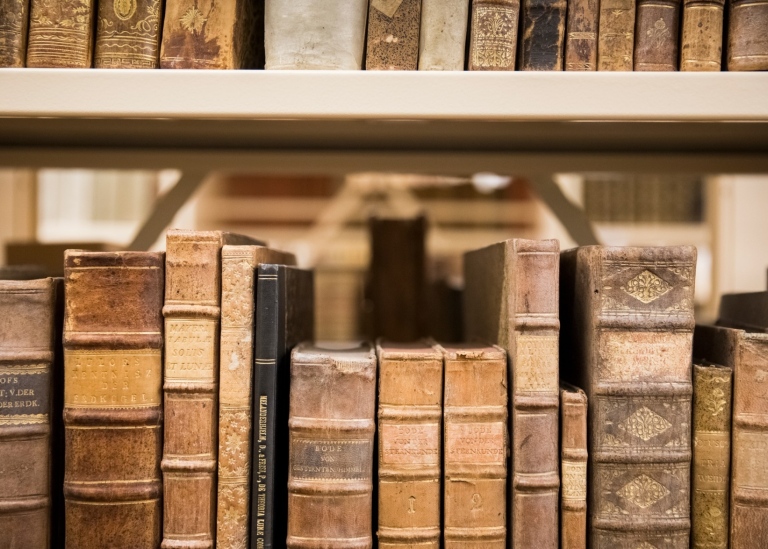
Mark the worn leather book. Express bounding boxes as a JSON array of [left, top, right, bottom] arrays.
[[162, 230, 262, 549], [463, 239, 560, 549], [634, 0, 681, 70], [0, 0, 29, 66], [94, 0, 162, 68], [441, 343, 507, 549], [0, 265, 48, 280], [468, 0, 521, 70], [728, 0, 768, 70], [597, 0, 636, 70], [691, 362, 732, 549], [418, 0, 469, 70], [377, 341, 442, 549], [264, 0, 368, 69], [519, 0, 567, 70], [252, 264, 314, 549], [680, 0, 725, 70], [564, 0, 598, 69], [560, 246, 696, 549], [366, 0, 422, 70], [63, 251, 164, 548], [287, 343, 376, 549], [560, 383, 588, 549], [26, 0, 95, 67], [718, 290, 768, 331], [216, 246, 295, 549]]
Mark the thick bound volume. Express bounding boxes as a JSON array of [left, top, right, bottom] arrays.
[[162, 230, 262, 549], [0, 279, 62, 548], [564, 0, 598, 69], [251, 264, 314, 549], [464, 239, 560, 549], [287, 343, 377, 549], [0, 0, 29, 66], [520, 0, 567, 70], [418, 0, 469, 70], [469, 0, 521, 70], [63, 251, 164, 548], [95, 0, 162, 68], [727, 0, 768, 70], [367, 0, 422, 70], [680, 0, 725, 71], [691, 362, 732, 549], [441, 344, 507, 549], [634, 0, 681, 70], [597, 0, 636, 70], [26, 0, 95, 67], [216, 247, 295, 549], [560, 383, 588, 549], [560, 246, 696, 549], [718, 290, 768, 331], [377, 341, 443, 549]]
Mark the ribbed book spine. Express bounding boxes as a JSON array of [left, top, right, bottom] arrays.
[[634, 0, 681, 71], [680, 0, 724, 71], [468, 0, 521, 70], [0, 0, 30, 66], [564, 0, 598, 69], [26, 0, 96, 67], [560, 384, 588, 549], [95, 0, 162, 68], [597, 0, 636, 70], [727, 0, 768, 70], [520, 0, 567, 70]]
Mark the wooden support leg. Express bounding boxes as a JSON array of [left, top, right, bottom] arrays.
[[529, 174, 600, 246]]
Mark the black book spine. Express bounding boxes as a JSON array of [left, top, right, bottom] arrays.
[[520, 0, 567, 69]]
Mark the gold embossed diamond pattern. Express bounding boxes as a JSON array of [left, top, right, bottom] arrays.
[[618, 474, 670, 509], [618, 406, 672, 441], [622, 270, 672, 303]]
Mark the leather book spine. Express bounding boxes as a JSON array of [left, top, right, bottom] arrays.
[[94, 0, 162, 68], [376, 342, 443, 549], [366, 0, 422, 70], [560, 384, 588, 549], [634, 0, 681, 70], [564, 0, 598, 69], [0, 0, 29, 66], [691, 363, 732, 549], [287, 343, 376, 549], [727, 0, 768, 70], [418, 0, 469, 70], [0, 279, 60, 548], [680, 0, 725, 71], [597, 0, 636, 70], [26, 0, 96, 67], [63, 251, 164, 549], [468, 0, 521, 70], [520, 0, 567, 70]]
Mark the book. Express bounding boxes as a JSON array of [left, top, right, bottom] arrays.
[[287, 343, 377, 549], [718, 290, 768, 331], [727, 0, 768, 70], [564, 0, 599, 70], [441, 343, 507, 549], [680, 0, 725, 71], [162, 230, 262, 549], [216, 246, 295, 549], [26, 0, 96, 67], [264, 0, 368, 69], [560, 246, 696, 549], [366, 0, 422, 70], [251, 264, 314, 549], [468, 0, 521, 70], [597, 0, 636, 70], [63, 251, 164, 548], [0, 278, 62, 548], [463, 238, 560, 549], [0, 265, 47, 280], [377, 341, 443, 549], [0, 0, 29, 67], [418, 0, 469, 70], [94, 0, 162, 68], [634, 0, 681, 71], [691, 362, 733, 549], [560, 383, 588, 549], [519, 0, 567, 70]]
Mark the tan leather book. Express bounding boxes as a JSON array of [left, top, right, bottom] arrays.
[[597, 0, 636, 70], [691, 362, 732, 549], [418, 0, 469, 70], [63, 251, 164, 548], [680, 0, 725, 71], [727, 0, 768, 70], [376, 341, 442, 549], [564, 0, 599, 69], [94, 0, 163, 68], [216, 246, 295, 549], [366, 0, 422, 70], [0, 0, 29, 66], [287, 342, 376, 549], [26, 0, 96, 67], [560, 383, 587, 549], [463, 239, 560, 549], [441, 343, 507, 549], [162, 230, 262, 549], [634, 0, 681, 70], [468, 0, 521, 70], [560, 246, 696, 549]]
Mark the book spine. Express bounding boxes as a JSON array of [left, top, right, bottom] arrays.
[[520, 0, 567, 70], [418, 0, 469, 70], [63, 251, 164, 549], [564, 0, 598, 69], [727, 0, 768, 71], [692, 364, 732, 549], [468, 0, 521, 70], [159, 0, 235, 68], [597, 0, 636, 70], [680, 0, 724, 71], [0, 0, 29, 66], [366, 0, 422, 70], [95, 0, 162, 68], [560, 387, 587, 549], [634, 0, 681, 71], [26, 0, 95, 67]]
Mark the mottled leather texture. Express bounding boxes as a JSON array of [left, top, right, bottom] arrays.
[[560, 384, 588, 549], [634, 0, 681, 70], [597, 0, 636, 70], [681, 0, 724, 71], [367, 0, 422, 70], [727, 0, 768, 70], [564, 0, 598, 69], [0, 0, 29, 66], [520, 0, 567, 70]]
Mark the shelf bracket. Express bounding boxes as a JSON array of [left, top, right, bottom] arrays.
[[528, 174, 600, 246]]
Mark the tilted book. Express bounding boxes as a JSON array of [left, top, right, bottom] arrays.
[[727, 0, 768, 70], [519, 0, 567, 70], [634, 0, 681, 71], [680, 0, 724, 71], [468, 0, 521, 70], [597, 0, 636, 70], [564, 0, 598, 70], [26, 0, 96, 67], [95, 0, 162, 68], [0, 0, 29, 66], [366, 0, 422, 70], [560, 383, 588, 549], [418, 0, 469, 70]]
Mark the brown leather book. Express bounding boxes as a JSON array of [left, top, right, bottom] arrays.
[[560, 383, 587, 549], [560, 246, 696, 549], [63, 251, 164, 548], [441, 343, 507, 549], [597, 0, 636, 70], [162, 230, 262, 549], [94, 0, 163, 68], [718, 290, 768, 332], [727, 0, 768, 70], [680, 0, 725, 71], [287, 342, 376, 549], [366, 0, 422, 70], [468, 0, 521, 70], [26, 0, 96, 67], [691, 362, 732, 549], [376, 341, 442, 549], [634, 0, 681, 70], [216, 245, 295, 549], [0, 0, 29, 66], [463, 239, 560, 549], [564, 0, 599, 69], [519, 0, 567, 70]]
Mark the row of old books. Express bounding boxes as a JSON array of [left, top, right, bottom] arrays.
[[1, 0, 766, 70]]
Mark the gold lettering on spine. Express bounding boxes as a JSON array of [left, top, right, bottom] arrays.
[[562, 460, 587, 500], [379, 423, 440, 465], [164, 319, 217, 381], [515, 335, 558, 393], [445, 422, 505, 464]]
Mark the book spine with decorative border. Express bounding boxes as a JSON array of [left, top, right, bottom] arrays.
[[597, 0, 636, 70], [418, 0, 469, 70], [468, 0, 521, 70], [564, 0, 598, 69], [560, 384, 588, 549], [95, 0, 162, 68], [0, 0, 30, 66], [520, 0, 567, 70], [727, 0, 768, 70], [634, 0, 681, 71], [26, 0, 96, 67], [680, 0, 724, 71]]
